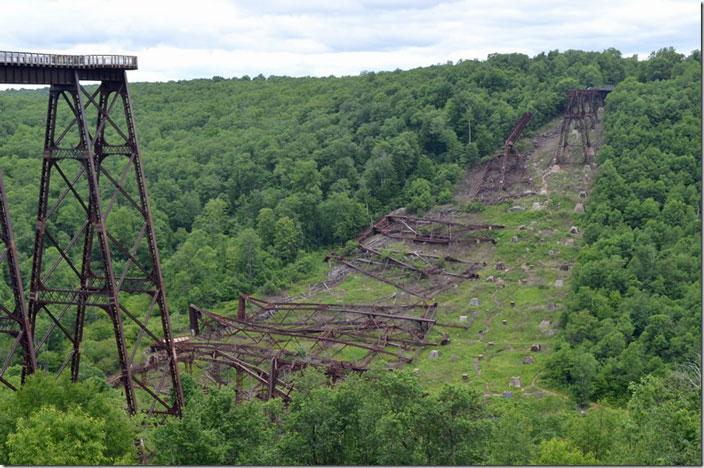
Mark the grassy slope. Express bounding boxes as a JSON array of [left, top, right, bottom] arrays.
[[208, 114, 602, 401]]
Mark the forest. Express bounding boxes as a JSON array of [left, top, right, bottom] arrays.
[[0, 47, 700, 465]]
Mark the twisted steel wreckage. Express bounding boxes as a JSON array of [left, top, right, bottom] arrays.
[[0, 51, 609, 419]]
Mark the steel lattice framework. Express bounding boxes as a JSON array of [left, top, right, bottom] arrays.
[[474, 111, 533, 197], [554, 88, 610, 165], [0, 171, 37, 389], [118, 295, 439, 402], [0, 51, 183, 417], [334, 214, 503, 299]]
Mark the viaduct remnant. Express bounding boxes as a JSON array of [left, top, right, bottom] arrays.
[[117, 294, 439, 403], [474, 111, 533, 197], [0, 51, 184, 417], [554, 87, 612, 165], [0, 171, 37, 389]]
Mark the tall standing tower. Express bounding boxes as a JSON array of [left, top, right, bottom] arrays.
[[0, 51, 183, 417]]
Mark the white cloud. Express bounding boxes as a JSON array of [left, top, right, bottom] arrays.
[[0, 0, 699, 85]]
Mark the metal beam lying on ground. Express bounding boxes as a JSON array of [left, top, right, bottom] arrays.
[[124, 296, 438, 403], [357, 214, 503, 245]]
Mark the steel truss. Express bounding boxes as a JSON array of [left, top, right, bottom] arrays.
[[554, 89, 608, 165], [0, 171, 37, 389], [474, 111, 533, 197], [330, 214, 503, 298], [25, 71, 183, 417], [357, 214, 504, 245], [120, 295, 438, 402]]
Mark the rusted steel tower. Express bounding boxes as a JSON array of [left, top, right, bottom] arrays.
[[0, 170, 37, 390], [0, 51, 184, 417], [554, 89, 607, 165]]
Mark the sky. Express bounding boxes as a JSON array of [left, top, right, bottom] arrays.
[[0, 0, 700, 84]]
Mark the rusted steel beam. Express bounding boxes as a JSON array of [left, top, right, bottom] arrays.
[[358, 245, 432, 278], [339, 259, 431, 299], [0, 170, 37, 389], [499, 112, 532, 190], [473, 111, 533, 196], [243, 294, 435, 312]]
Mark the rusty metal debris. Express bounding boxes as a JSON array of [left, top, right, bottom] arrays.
[[357, 214, 503, 245], [117, 294, 438, 402], [474, 111, 533, 197], [328, 214, 501, 298], [0, 52, 183, 418]]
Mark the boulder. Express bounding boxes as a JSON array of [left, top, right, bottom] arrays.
[[547, 300, 556, 310], [539, 320, 552, 329], [508, 205, 526, 212], [548, 249, 556, 256], [510, 376, 522, 388], [487, 342, 495, 347], [531, 202, 541, 211], [554, 279, 564, 287], [496, 262, 506, 270], [486, 276, 495, 283], [502, 391, 513, 398], [579, 191, 588, 198], [523, 356, 535, 364], [564, 238, 575, 247], [574, 203, 585, 213], [502, 319, 508, 326], [511, 236, 519, 243], [518, 224, 527, 230], [584, 164, 592, 172], [559, 264, 570, 271], [459, 315, 468, 323], [462, 373, 469, 381], [530, 344, 542, 352], [429, 350, 440, 360], [413, 368, 421, 375], [569, 226, 579, 234], [477, 354, 484, 360], [510, 301, 515, 308], [470, 297, 480, 306]]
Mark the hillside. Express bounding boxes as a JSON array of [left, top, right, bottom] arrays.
[[264, 114, 600, 399], [0, 47, 700, 465]]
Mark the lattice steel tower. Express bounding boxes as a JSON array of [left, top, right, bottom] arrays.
[[0, 51, 184, 417]]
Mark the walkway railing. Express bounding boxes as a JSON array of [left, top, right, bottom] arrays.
[[0, 51, 137, 69]]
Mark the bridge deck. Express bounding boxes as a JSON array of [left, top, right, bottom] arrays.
[[0, 51, 137, 85]]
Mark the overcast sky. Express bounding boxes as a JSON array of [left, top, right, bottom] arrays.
[[0, 0, 700, 84]]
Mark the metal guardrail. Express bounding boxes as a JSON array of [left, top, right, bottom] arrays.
[[0, 51, 137, 69]]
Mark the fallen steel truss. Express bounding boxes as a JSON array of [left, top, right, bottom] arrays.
[[474, 111, 533, 196], [328, 214, 503, 299], [0, 52, 183, 417], [120, 295, 438, 402], [357, 214, 503, 245]]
